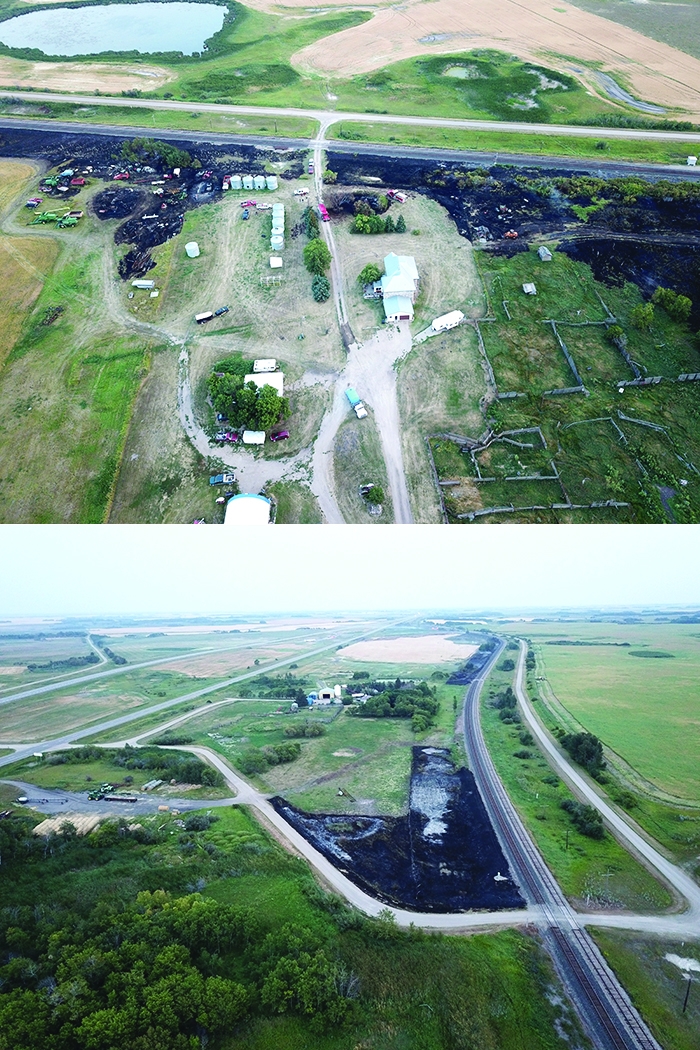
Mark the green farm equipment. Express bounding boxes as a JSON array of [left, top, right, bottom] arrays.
[[30, 211, 60, 224], [57, 215, 78, 228], [42, 176, 59, 188]]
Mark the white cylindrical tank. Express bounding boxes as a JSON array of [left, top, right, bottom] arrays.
[[334, 684, 341, 699], [185, 241, 200, 259], [231, 175, 242, 189], [271, 225, 284, 237], [270, 235, 284, 249], [266, 175, 278, 190], [242, 175, 254, 189], [254, 175, 266, 190]]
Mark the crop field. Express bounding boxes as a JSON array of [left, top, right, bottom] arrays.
[[479, 659, 674, 912], [591, 930, 700, 1050], [522, 622, 700, 802], [428, 247, 700, 524]]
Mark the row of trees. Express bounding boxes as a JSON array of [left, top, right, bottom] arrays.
[[352, 213, 406, 235], [303, 211, 332, 303], [238, 741, 302, 775], [208, 355, 288, 432], [120, 138, 194, 170]]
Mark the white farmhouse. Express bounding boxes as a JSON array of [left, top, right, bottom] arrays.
[[381, 252, 419, 321]]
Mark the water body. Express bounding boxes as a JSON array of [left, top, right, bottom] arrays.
[[0, 2, 226, 56]]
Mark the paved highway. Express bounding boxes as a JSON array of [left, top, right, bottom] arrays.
[[462, 640, 662, 1050], [3, 90, 700, 144], [0, 618, 400, 768]]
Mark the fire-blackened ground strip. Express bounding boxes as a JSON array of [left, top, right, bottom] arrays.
[[271, 746, 524, 912]]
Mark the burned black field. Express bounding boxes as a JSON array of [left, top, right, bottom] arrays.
[[272, 747, 524, 912]]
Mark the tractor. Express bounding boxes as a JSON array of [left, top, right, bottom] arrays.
[[57, 215, 78, 228], [42, 176, 59, 188]]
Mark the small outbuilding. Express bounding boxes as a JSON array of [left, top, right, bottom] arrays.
[[537, 246, 553, 262], [132, 279, 155, 290], [224, 493, 271, 525], [269, 256, 283, 269], [185, 241, 200, 258], [522, 282, 537, 295], [688, 156, 698, 166], [253, 358, 277, 372]]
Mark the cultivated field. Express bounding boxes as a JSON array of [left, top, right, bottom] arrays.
[[292, 0, 700, 118], [521, 622, 700, 802], [337, 635, 477, 663], [0, 56, 174, 92]]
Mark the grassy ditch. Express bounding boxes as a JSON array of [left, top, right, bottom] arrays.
[[328, 121, 700, 167], [591, 930, 700, 1050], [479, 660, 674, 912]]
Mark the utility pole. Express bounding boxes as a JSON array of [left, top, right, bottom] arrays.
[[682, 974, 691, 1014]]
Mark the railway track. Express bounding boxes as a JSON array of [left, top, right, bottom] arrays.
[[463, 643, 662, 1050]]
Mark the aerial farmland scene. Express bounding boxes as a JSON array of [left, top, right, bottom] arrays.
[[0, 567, 699, 1050], [0, 0, 698, 522]]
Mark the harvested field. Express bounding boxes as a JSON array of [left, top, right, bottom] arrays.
[[0, 235, 60, 368], [0, 56, 174, 93], [292, 0, 700, 118], [337, 635, 478, 663], [155, 645, 297, 676]]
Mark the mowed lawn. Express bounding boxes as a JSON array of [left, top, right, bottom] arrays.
[[527, 624, 700, 801]]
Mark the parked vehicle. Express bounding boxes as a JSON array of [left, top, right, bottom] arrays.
[[270, 430, 289, 441], [318, 203, 330, 222], [505, 229, 519, 239], [209, 473, 236, 485], [114, 172, 129, 180], [241, 209, 250, 220], [241, 199, 256, 207], [195, 311, 214, 324], [25, 198, 43, 208], [345, 388, 368, 419], [387, 189, 407, 203], [214, 306, 230, 316], [308, 161, 314, 174]]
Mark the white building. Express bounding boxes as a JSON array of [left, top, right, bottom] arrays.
[[224, 493, 271, 525], [243, 372, 284, 396], [253, 359, 277, 372], [381, 253, 419, 321]]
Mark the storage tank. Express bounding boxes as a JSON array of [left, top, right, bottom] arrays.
[[271, 225, 284, 237], [270, 235, 284, 249], [242, 174, 254, 190], [266, 175, 278, 190], [231, 174, 242, 190], [185, 241, 200, 259], [254, 175, 266, 190]]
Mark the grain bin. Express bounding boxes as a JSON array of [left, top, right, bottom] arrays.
[[254, 175, 266, 190], [231, 175, 242, 190], [266, 175, 278, 190], [185, 242, 200, 259]]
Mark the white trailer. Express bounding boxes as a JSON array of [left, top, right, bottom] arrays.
[[431, 310, 465, 332], [253, 359, 277, 372]]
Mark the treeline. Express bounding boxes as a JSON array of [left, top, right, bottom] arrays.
[[112, 745, 224, 787], [560, 798, 604, 839], [0, 881, 353, 1048], [120, 138, 194, 170], [101, 645, 126, 665], [350, 681, 439, 732], [560, 732, 605, 779], [26, 652, 99, 671], [238, 741, 301, 775]]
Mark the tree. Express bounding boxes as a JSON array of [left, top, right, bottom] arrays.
[[352, 214, 371, 234], [358, 263, 382, 286], [561, 731, 605, 776], [303, 239, 331, 275], [312, 274, 331, 302], [652, 286, 693, 322], [395, 214, 406, 233], [384, 214, 395, 233], [630, 302, 654, 330], [305, 207, 320, 239], [323, 169, 337, 183]]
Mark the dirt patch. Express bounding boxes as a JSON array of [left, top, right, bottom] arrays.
[[337, 635, 478, 663], [0, 56, 174, 93], [0, 665, 27, 674], [292, 0, 700, 118], [271, 746, 524, 912]]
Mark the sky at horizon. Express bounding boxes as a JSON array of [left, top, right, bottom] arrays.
[[0, 525, 698, 618]]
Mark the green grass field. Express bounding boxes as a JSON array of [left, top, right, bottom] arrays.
[[591, 929, 700, 1050], [479, 660, 674, 912], [523, 623, 700, 801], [429, 247, 700, 524]]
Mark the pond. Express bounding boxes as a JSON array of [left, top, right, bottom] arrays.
[[0, 2, 227, 57]]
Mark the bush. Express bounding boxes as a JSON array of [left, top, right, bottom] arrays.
[[312, 274, 331, 302], [561, 731, 605, 776], [499, 659, 515, 672], [357, 263, 382, 286], [652, 286, 693, 322], [560, 798, 605, 839]]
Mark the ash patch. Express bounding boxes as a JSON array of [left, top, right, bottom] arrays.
[[271, 746, 524, 912], [92, 186, 146, 220], [560, 239, 700, 326]]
